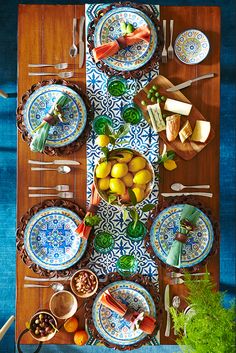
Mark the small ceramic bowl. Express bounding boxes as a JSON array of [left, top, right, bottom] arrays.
[[49, 290, 78, 320], [94, 148, 155, 207], [70, 269, 98, 299], [174, 28, 210, 64], [29, 311, 57, 342]]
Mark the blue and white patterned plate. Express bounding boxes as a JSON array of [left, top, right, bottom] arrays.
[[24, 207, 87, 271], [23, 84, 87, 147], [92, 280, 156, 346], [174, 29, 210, 65], [94, 7, 157, 71], [150, 204, 214, 268]]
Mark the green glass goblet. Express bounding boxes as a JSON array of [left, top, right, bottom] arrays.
[[116, 255, 138, 277], [126, 220, 147, 242], [94, 231, 114, 254], [107, 76, 128, 97], [121, 103, 143, 125], [92, 115, 113, 135]]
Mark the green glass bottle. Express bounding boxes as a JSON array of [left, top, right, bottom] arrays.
[[121, 103, 143, 125], [94, 231, 114, 254], [126, 220, 147, 242], [116, 255, 138, 277], [107, 76, 128, 97], [92, 115, 113, 135]]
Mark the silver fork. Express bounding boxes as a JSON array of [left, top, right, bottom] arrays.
[[167, 272, 210, 278], [28, 71, 74, 79], [162, 20, 167, 63], [167, 20, 174, 59], [28, 185, 69, 192]]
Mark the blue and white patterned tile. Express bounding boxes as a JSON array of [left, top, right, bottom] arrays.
[[85, 4, 160, 291]]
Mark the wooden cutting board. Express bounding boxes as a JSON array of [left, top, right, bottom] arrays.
[[133, 75, 215, 160]]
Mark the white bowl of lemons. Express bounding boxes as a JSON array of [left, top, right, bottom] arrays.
[[94, 148, 154, 207]]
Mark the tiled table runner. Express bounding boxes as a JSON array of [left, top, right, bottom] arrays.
[[86, 3, 160, 286], [85, 3, 161, 346]]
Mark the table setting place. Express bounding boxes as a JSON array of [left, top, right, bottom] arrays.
[[14, 3, 232, 353]]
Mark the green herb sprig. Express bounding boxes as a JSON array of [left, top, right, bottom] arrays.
[[84, 214, 101, 227]]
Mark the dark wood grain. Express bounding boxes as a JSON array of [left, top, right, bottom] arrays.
[[16, 5, 220, 347]]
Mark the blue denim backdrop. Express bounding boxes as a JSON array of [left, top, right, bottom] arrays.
[[0, 1, 235, 352]]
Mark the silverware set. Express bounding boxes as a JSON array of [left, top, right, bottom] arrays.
[[162, 182, 212, 198], [28, 71, 74, 79], [24, 276, 66, 292], [162, 19, 174, 63], [167, 271, 210, 279]]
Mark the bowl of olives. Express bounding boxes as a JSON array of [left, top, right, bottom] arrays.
[[29, 311, 57, 342]]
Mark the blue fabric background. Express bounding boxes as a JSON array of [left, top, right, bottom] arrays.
[[0, 1, 235, 352]]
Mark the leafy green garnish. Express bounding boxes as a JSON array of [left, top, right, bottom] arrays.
[[142, 204, 155, 213], [170, 272, 235, 353], [128, 188, 137, 206], [158, 150, 175, 164], [108, 194, 117, 204], [84, 215, 101, 227]]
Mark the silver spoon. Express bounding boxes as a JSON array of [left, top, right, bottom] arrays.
[[28, 71, 74, 79], [28, 185, 69, 192], [28, 63, 68, 69], [31, 166, 71, 174], [29, 192, 74, 199], [171, 183, 210, 191], [172, 295, 181, 335], [69, 18, 78, 57], [24, 283, 64, 292]]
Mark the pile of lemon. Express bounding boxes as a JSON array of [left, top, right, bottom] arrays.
[[95, 150, 153, 204]]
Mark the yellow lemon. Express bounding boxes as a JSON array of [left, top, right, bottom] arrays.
[[122, 172, 133, 187], [111, 163, 128, 178], [163, 160, 177, 171], [98, 177, 110, 191], [128, 156, 146, 173], [95, 161, 111, 178], [95, 135, 110, 147], [133, 169, 152, 184], [133, 183, 146, 190], [116, 151, 133, 163], [110, 178, 126, 195], [132, 187, 145, 203]]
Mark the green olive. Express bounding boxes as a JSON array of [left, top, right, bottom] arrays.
[[148, 89, 154, 94], [155, 92, 160, 97], [147, 93, 152, 99], [161, 96, 166, 101], [141, 100, 147, 106], [151, 96, 156, 103], [152, 85, 158, 91]]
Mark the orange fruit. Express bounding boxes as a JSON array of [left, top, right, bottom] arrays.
[[74, 330, 88, 346], [64, 316, 79, 333]]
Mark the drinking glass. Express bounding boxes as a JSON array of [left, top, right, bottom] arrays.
[[126, 220, 147, 242], [116, 255, 138, 277], [107, 76, 128, 97], [121, 103, 143, 125], [94, 231, 114, 254], [92, 115, 113, 135]]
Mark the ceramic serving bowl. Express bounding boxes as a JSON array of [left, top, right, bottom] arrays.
[[174, 28, 210, 65], [29, 311, 57, 342], [49, 290, 78, 320], [94, 148, 154, 207], [70, 269, 98, 299]]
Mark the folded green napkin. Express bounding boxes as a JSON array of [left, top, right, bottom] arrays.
[[30, 95, 69, 153], [166, 204, 200, 268]]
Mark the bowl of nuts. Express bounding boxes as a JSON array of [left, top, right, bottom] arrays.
[[29, 311, 57, 342], [70, 269, 98, 298]]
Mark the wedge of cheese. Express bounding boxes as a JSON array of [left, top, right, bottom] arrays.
[[147, 103, 166, 132], [191, 120, 211, 143], [164, 98, 192, 116], [179, 120, 192, 143]]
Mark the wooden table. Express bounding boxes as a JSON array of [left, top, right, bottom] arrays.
[[16, 4, 220, 346]]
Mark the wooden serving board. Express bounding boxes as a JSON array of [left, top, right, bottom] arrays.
[[133, 75, 215, 160]]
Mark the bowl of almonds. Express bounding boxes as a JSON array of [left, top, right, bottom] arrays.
[[70, 269, 98, 298]]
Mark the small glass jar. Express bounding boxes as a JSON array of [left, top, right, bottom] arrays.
[[121, 103, 143, 125], [126, 220, 147, 242], [116, 255, 138, 277], [107, 76, 128, 97], [92, 115, 113, 135], [94, 231, 114, 254]]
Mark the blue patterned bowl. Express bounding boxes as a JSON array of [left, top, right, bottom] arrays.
[[174, 29, 210, 65]]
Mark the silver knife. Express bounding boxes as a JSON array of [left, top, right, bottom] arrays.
[[166, 73, 215, 92], [161, 192, 213, 198], [28, 159, 80, 166], [79, 16, 85, 68], [164, 284, 171, 337]]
